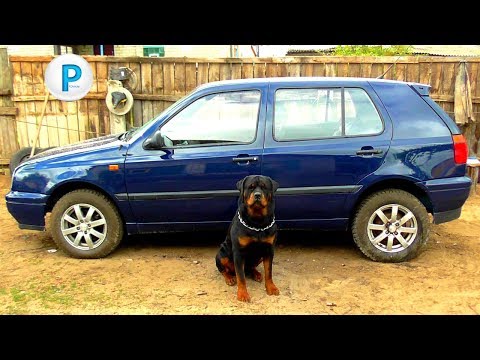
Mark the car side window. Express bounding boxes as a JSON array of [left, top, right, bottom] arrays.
[[274, 88, 342, 141], [160, 90, 260, 147], [344, 88, 383, 136], [274, 87, 383, 141]]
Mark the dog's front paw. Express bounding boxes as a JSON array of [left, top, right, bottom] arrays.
[[222, 272, 237, 286], [251, 269, 263, 282], [266, 282, 280, 296], [237, 289, 251, 302]]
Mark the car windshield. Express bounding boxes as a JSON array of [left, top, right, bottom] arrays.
[[119, 97, 186, 141]]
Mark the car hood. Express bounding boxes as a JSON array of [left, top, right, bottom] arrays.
[[29, 133, 122, 161]]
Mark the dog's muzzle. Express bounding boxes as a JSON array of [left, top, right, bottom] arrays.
[[254, 192, 262, 201]]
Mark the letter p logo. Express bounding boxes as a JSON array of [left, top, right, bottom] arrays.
[[62, 64, 82, 92]]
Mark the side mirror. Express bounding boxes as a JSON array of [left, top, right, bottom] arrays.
[[144, 130, 165, 149]]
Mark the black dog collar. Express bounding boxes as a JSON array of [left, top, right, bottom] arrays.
[[237, 211, 275, 232]]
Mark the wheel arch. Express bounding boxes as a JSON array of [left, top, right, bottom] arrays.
[[350, 178, 433, 226], [46, 181, 126, 225]]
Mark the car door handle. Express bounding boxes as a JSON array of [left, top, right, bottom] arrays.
[[232, 156, 259, 163], [356, 149, 383, 155]]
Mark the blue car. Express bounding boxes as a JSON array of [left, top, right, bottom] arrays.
[[6, 77, 471, 262]]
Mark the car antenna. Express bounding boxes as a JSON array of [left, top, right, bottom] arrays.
[[377, 55, 403, 79]]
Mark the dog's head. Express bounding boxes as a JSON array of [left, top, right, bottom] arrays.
[[236, 175, 279, 218]]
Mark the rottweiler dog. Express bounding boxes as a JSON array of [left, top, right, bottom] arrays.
[[215, 175, 280, 302]]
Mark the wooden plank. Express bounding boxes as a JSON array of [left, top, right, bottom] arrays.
[[31, 62, 44, 96], [174, 61, 186, 95], [98, 101, 109, 136], [208, 63, 220, 82], [219, 63, 231, 80], [348, 63, 360, 77], [55, 100, 70, 145], [77, 100, 88, 141], [325, 63, 337, 77], [360, 63, 372, 78], [0, 89, 11, 95], [197, 63, 209, 85], [185, 63, 197, 93], [133, 100, 143, 127], [337, 63, 349, 77], [405, 63, 420, 83], [152, 101, 164, 118], [287, 63, 301, 77], [87, 100, 100, 139], [24, 100, 37, 146], [10, 62, 21, 97], [141, 62, 154, 124], [300, 64, 314, 77], [254, 62, 266, 78], [16, 104, 29, 147], [419, 62, 432, 86], [430, 62, 443, 95], [441, 63, 456, 95], [277, 63, 288, 77], [20, 61, 34, 96], [468, 62, 478, 97], [45, 100, 59, 146], [394, 63, 406, 81], [152, 62, 164, 95], [67, 101, 79, 144], [89, 61, 98, 93], [371, 63, 384, 78], [266, 63, 278, 77], [231, 63, 242, 79], [163, 63, 175, 95], [0, 107, 17, 115], [312, 63, 325, 77], [242, 63, 254, 79], [96, 62, 108, 94]]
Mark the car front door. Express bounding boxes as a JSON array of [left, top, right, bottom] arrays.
[[262, 81, 393, 230], [124, 87, 267, 233]]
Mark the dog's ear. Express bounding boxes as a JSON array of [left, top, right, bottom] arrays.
[[236, 176, 247, 197], [269, 177, 279, 192]]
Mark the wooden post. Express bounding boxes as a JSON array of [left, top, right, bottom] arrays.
[[0, 47, 20, 173]]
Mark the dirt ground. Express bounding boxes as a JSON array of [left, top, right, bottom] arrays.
[[1, 175, 479, 315]]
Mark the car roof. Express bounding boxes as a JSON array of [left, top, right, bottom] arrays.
[[196, 77, 428, 90]]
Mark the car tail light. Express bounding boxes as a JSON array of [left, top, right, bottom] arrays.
[[452, 134, 468, 164]]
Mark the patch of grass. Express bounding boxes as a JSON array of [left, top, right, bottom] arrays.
[[0, 288, 7, 296], [70, 282, 77, 289], [10, 288, 27, 302], [38, 284, 73, 306], [333, 45, 413, 56]]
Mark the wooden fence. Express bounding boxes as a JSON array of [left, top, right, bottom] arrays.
[[2, 54, 480, 164]]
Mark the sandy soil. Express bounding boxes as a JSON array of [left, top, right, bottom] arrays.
[[1, 174, 479, 314]]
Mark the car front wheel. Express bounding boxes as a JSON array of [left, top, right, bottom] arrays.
[[351, 189, 430, 262], [50, 189, 124, 259]]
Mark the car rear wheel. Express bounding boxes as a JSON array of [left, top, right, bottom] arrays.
[[50, 189, 123, 259], [352, 189, 429, 262]]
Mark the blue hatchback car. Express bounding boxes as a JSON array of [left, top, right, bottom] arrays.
[[6, 77, 471, 262]]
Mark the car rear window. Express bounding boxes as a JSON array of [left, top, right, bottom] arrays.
[[274, 87, 383, 141]]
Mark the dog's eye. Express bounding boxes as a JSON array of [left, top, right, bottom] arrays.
[[260, 184, 265, 189], [249, 184, 255, 189]]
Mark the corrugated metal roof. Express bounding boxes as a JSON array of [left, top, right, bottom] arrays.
[[411, 45, 480, 57], [286, 45, 480, 57]]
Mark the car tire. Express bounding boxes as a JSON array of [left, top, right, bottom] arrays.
[[50, 189, 124, 259], [352, 189, 429, 263], [9, 147, 48, 174]]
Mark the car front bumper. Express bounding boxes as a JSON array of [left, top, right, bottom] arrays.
[[5, 191, 48, 231]]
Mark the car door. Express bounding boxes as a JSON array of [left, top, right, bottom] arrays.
[[124, 87, 267, 233], [262, 81, 393, 230]]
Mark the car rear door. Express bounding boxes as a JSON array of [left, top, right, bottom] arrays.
[[123, 85, 267, 233], [262, 80, 393, 230]]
